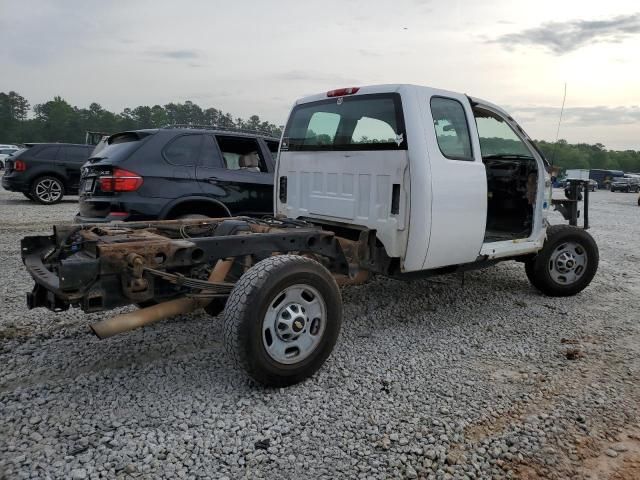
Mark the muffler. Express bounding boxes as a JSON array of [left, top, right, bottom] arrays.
[[91, 258, 233, 339]]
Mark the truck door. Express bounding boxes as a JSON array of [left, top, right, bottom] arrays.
[[421, 95, 487, 269]]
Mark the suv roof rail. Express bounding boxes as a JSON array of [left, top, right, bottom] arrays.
[[163, 124, 279, 138]]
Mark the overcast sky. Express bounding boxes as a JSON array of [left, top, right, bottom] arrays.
[[1, 0, 639, 149]]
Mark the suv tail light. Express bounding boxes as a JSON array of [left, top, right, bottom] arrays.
[[99, 168, 143, 192], [327, 87, 360, 97], [14, 160, 27, 171]]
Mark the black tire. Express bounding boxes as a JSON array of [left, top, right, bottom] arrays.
[[30, 176, 65, 204], [223, 255, 342, 387], [525, 225, 598, 297]]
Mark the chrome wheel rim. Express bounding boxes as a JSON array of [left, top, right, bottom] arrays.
[[548, 241, 587, 285], [35, 179, 62, 203], [262, 284, 326, 364]]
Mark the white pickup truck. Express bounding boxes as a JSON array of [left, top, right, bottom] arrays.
[[22, 84, 598, 387]]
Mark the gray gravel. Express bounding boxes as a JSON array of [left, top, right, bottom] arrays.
[[1, 188, 639, 479]]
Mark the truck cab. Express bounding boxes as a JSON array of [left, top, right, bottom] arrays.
[[276, 84, 550, 272]]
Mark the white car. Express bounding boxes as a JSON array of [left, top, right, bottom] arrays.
[[0, 146, 20, 169]]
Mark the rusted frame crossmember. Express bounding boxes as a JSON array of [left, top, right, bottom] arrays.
[[90, 227, 352, 276]]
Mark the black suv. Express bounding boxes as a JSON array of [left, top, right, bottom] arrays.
[[76, 127, 279, 222], [2, 143, 93, 204]]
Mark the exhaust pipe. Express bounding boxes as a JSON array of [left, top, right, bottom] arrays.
[[91, 258, 234, 339]]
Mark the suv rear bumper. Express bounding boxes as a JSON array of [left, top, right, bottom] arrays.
[[77, 194, 169, 223], [2, 174, 29, 192]]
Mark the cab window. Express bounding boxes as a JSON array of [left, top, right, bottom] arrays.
[[430, 97, 473, 161], [283, 93, 406, 151]]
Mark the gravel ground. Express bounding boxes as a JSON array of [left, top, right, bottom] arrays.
[[1, 187, 639, 479]]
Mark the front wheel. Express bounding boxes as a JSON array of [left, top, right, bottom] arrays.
[[223, 255, 342, 387], [525, 225, 598, 297], [30, 176, 65, 204]]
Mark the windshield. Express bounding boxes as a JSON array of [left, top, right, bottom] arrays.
[[282, 93, 407, 151]]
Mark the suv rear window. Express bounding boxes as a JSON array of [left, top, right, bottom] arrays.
[[90, 131, 153, 161], [282, 93, 407, 151]]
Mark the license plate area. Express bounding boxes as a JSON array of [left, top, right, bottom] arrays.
[[82, 178, 95, 193]]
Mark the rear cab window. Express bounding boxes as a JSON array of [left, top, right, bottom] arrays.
[[430, 97, 473, 161], [282, 93, 407, 151]]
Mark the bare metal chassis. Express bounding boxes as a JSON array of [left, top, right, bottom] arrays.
[[21, 217, 365, 314]]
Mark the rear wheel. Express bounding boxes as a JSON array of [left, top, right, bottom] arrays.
[[525, 225, 598, 297], [31, 176, 64, 204], [223, 255, 342, 387]]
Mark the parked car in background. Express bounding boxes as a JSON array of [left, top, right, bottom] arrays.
[[1, 143, 93, 204], [76, 127, 279, 222], [610, 177, 640, 193], [588, 179, 598, 191], [0, 146, 20, 169]]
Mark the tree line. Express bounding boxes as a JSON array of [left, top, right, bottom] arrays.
[[1, 91, 639, 173], [0, 91, 283, 145]]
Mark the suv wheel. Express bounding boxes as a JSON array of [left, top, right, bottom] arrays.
[[525, 225, 598, 297], [223, 255, 342, 387], [31, 176, 65, 204]]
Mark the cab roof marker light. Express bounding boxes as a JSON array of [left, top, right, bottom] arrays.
[[327, 87, 360, 97]]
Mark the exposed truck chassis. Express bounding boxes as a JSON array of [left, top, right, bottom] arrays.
[[23, 217, 361, 313], [21, 181, 596, 386]]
